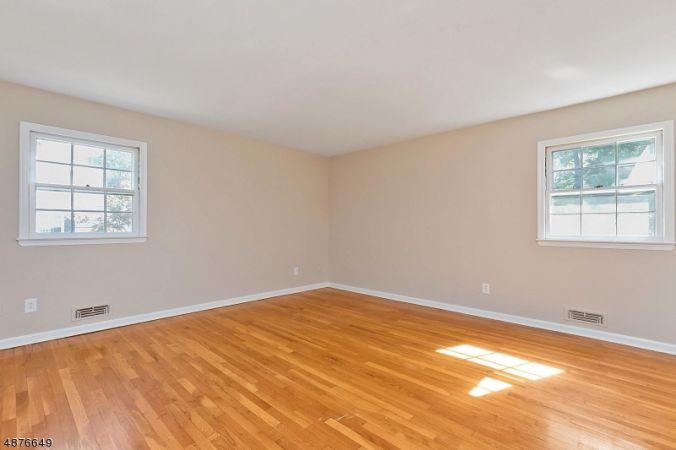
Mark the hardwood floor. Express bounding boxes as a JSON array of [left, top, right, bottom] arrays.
[[1, 288, 675, 449]]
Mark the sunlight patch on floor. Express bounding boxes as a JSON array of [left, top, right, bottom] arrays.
[[468, 377, 512, 397], [437, 344, 564, 397]]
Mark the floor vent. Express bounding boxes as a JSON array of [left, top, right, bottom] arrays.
[[566, 308, 606, 327], [73, 305, 110, 321]]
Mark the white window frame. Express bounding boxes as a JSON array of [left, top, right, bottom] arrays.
[[18, 122, 148, 246], [537, 121, 674, 250]]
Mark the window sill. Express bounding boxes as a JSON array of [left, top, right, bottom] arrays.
[[537, 239, 674, 251], [17, 236, 148, 247]]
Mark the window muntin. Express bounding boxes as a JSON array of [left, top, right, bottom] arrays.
[[19, 122, 147, 245], [31, 133, 139, 236], [546, 132, 662, 240]]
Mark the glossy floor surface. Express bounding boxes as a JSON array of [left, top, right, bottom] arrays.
[[1, 288, 675, 449]]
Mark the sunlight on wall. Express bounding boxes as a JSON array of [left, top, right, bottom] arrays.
[[437, 344, 564, 397]]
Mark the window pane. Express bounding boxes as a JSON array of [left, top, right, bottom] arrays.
[[36, 188, 71, 210], [550, 214, 580, 236], [582, 193, 615, 213], [618, 213, 655, 237], [73, 166, 104, 188], [618, 191, 655, 213], [551, 195, 580, 214], [618, 138, 655, 164], [107, 213, 133, 232], [583, 144, 615, 167], [581, 214, 616, 236], [36, 161, 71, 185], [552, 149, 581, 170], [74, 212, 105, 233], [36, 139, 70, 164], [106, 169, 134, 189], [36, 210, 72, 233], [106, 149, 135, 171], [73, 144, 104, 167], [552, 170, 580, 191], [107, 194, 133, 212], [582, 166, 615, 189], [74, 192, 104, 211], [617, 162, 655, 186]]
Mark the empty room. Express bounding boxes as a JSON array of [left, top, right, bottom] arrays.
[[1, 1, 675, 448]]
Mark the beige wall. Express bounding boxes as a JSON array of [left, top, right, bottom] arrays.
[[330, 83, 676, 344], [3, 79, 675, 346], [0, 81, 329, 340]]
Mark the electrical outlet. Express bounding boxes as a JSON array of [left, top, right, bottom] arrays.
[[481, 283, 490, 295], [25, 298, 38, 313], [293, 266, 300, 276]]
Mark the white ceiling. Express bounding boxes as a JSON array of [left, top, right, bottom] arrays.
[[2, 1, 676, 155]]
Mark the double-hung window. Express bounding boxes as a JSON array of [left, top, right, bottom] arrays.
[[18, 122, 147, 246], [538, 121, 674, 250]]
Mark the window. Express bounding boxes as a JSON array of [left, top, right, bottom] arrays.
[[18, 122, 147, 246], [537, 121, 674, 250]]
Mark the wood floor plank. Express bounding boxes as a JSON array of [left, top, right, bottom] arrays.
[[0, 288, 675, 449]]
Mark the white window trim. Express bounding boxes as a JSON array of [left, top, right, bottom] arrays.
[[537, 121, 674, 250], [18, 122, 148, 247]]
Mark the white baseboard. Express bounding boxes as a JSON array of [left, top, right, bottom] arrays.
[[328, 283, 676, 356], [4, 281, 674, 356], [0, 282, 330, 350]]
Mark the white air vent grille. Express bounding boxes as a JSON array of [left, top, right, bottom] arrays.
[[73, 305, 110, 321], [566, 308, 606, 327]]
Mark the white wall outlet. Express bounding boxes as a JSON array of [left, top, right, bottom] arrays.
[[293, 266, 300, 276], [481, 283, 490, 295], [25, 298, 38, 313]]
